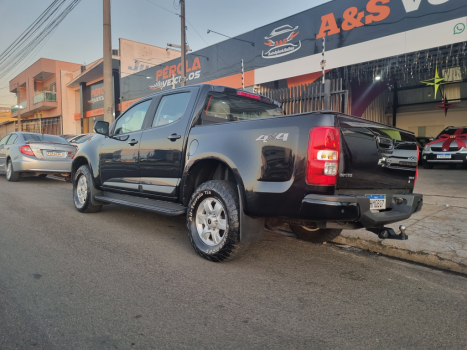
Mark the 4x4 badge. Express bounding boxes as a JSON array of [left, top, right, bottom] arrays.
[[256, 133, 289, 143]]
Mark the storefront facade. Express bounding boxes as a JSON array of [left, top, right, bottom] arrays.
[[121, 0, 467, 134]]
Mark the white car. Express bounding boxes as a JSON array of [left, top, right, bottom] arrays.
[[422, 126, 467, 169]]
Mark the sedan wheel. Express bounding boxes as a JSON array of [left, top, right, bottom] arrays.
[[6, 160, 19, 182]]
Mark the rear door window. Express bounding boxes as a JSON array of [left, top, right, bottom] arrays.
[[200, 92, 283, 125], [0, 135, 10, 146], [6, 134, 17, 144], [152, 92, 191, 127]]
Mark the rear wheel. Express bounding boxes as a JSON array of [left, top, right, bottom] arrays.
[[290, 225, 342, 243], [187, 180, 249, 262], [73, 165, 102, 213], [6, 159, 20, 182], [423, 161, 433, 169]]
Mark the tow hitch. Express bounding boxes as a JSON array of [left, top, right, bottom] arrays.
[[367, 225, 408, 240]]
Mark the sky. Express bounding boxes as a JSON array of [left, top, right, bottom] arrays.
[[0, 0, 331, 106]]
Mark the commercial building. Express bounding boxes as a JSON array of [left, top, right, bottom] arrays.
[[0, 109, 15, 137], [9, 58, 82, 135], [121, 0, 467, 135], [62, 39, 180, 135]]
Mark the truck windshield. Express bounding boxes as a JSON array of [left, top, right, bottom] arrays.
[[200, 92, 283, 125]]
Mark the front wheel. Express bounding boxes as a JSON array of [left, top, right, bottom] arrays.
[[290, 225, 342, 243], [73, 165, 102, 213], [6, 159, 20, 182], [187, 180, 249, 262]]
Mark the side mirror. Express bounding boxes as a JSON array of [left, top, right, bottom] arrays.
[[94, 121, 109, 136]]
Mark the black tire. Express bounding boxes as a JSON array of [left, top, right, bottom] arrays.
[[423, 161, 433, 169], [73, 165, 102, 213], [187, 180, 249, 262], [6, 159, 20, 182], [290, 225, 342, 243], [38, 174, 47, 178]]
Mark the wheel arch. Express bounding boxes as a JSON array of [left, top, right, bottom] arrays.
[[181, 158, 246, 208]]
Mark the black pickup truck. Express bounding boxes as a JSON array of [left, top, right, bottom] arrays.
[[72, 84, 423, 262]]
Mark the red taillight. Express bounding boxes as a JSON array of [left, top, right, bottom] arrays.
[[237, 91, 261, 100], [20, 145, 35, 157], [306, 127, 340, 186], [414, 145, 419, 186]]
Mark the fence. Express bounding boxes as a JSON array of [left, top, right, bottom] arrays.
[[21, 116, 62, 135], [255, 79, 349, 115]]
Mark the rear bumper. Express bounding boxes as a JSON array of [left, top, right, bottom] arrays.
[[13, 156, 72, 173], [299, 193, 423, 228]]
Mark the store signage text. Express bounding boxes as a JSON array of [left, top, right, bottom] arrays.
[[88, 86, 104, 104], [317, 0, 453, 39], [150, 57, 202, 90]]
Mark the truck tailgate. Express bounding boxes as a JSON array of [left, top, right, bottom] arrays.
[[336, 117, 417, 191]]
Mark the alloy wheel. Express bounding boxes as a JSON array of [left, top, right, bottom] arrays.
[[6, 161, 11, 180], [195, 197, 227, 246], [76, 175, 88, 206]]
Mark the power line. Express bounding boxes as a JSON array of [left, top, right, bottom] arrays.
[[0, 0, 82, 81]]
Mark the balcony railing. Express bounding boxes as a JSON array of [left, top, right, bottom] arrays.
[[11, 100, 27, 113], [34, 91, 57, 105]]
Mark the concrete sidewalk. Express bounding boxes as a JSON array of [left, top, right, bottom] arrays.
[[334, 167, 467, 274]]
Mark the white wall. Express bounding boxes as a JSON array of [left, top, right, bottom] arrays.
[[396, 108, 467, 137]]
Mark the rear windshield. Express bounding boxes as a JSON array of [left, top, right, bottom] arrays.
[[199, 92, 283, 125], [23, 134, 68, 144], [436, 127, 467, 138]]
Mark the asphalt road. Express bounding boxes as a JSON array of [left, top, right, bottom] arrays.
[[0, 175, 466, 350]]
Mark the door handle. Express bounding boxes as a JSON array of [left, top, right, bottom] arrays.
[[168, 134, 181, 141], [128, 139, 139, 146]]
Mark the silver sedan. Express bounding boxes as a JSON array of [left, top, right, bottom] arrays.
[[0, 132, 76, 182]]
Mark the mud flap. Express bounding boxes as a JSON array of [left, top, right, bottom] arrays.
[[238, 187, 265, 243]]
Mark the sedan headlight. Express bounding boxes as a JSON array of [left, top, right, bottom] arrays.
[[424, 144, 431, 152]]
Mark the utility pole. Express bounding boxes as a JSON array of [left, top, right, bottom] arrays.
[[180, 0, 186, 87], [17, 83, 22, 132], [103, 0, 114, 124]]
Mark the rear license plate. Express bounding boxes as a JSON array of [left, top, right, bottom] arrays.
[[46, 151, 63, 157], [437, 154, 451, 159], [399, 161, 417, 166], [366, 194, 386, 210]]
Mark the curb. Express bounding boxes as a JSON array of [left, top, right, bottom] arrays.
[[332, 235, 467, 276]]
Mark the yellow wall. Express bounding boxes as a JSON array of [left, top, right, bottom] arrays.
[[0, 109, 14, 123], [396, 108, 467, 137]]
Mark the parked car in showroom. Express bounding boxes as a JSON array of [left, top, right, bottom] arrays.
[[71, 85, 422, 262], [422, 126, 467, 169], [0, 132, 76, 182]]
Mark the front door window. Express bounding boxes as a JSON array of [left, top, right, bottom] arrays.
[[114, 100, 151, 135]]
